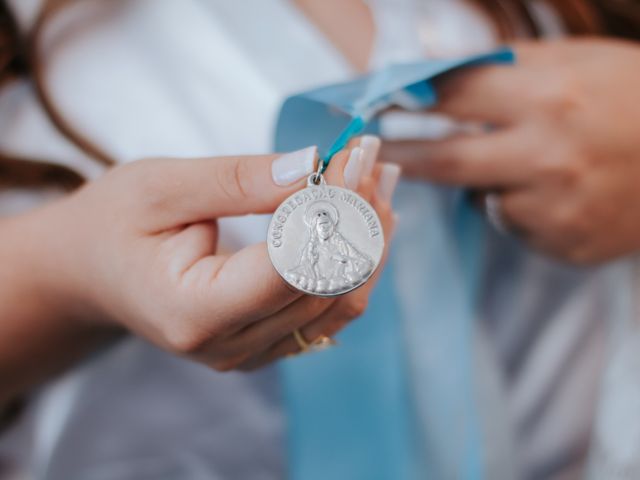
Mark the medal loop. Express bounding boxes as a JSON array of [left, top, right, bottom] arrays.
[[308, 171, 326, 187], [309, 156, 326, 186]]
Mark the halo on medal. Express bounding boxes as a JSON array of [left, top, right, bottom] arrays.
[[284, 200, 375, 295], [304, 200, 339, 228]]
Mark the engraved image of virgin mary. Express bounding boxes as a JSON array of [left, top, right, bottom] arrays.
[[285, 200, 374, 294]]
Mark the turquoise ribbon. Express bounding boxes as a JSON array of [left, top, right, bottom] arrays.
[[321, 116, 366, 172], [275, 49, 515, 480], [282, 265, 420, 480]]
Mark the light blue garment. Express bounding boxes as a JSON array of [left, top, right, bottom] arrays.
[[275, 49, 514, 163], [275, 49, 514, 480]]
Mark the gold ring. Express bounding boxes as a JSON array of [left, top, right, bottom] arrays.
[[293, 329, 337, 353]]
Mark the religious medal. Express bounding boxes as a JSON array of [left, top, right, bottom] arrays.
[[268, 172, 384, 297]]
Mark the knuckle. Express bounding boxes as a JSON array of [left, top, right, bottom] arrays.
[[164, 327, 207, 355], [538, 156, 583, 189], [341, 297, 369, 320], [160, 314, 223, 356], [565, 244, 596, 266], [558, 163, 582, 190], [210, 359, 239, 373], [215, 158, 250, 202], [237, 362, 260, 372], [271, 343, 293, 362], [211, 355, 248, 373], [500, 196, 523, 224], [325, 316, 350, 337], [427, 154, 463, 181], [537, 71, 584, 123], [547, 204, 575, 232], [427, 142, 477, 178], [127, 159, 174, 211], [548, 203, 590, 240]]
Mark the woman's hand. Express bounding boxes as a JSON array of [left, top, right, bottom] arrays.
[[2, 138, 398, 389], [383, 39, 640, 264]]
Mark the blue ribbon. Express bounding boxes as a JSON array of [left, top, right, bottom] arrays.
[[275, 48, 515, 480]]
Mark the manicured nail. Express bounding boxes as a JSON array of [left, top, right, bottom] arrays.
[[344, 147, 365, 190], [377, 163, 401, 202], [360, 135, 381, 176], [271, 146, 317, 186]]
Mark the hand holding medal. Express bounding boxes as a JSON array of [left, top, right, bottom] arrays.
[[262, 136, 399, 360], [16, 142, 397, 374]]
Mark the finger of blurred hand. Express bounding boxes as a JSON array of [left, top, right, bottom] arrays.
[[380, 128, 535, 188], [347, 135, 382, 178], [500, 188, 584, 250], [432, 65, 529, 125]]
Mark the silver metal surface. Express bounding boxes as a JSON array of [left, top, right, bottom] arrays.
[[268, 178, 384, 297]]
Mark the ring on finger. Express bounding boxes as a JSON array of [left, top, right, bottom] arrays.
[[293, 329, 337, 354]]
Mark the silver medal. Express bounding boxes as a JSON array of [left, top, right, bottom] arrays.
[[268, 174, 384, 297]]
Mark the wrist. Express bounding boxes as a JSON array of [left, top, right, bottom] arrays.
[[0, 196, 125, 402], [4, 196, 110, 326]]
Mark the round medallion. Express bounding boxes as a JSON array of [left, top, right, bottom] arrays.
[[268, 179, 384, 297]]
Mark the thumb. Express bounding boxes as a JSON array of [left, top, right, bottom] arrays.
[[134, 146, 319, 232]]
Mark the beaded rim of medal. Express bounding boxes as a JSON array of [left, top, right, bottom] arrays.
[[267, 150, 384, 297]]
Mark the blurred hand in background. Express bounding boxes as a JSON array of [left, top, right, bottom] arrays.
[[384, 39, 640, 264]]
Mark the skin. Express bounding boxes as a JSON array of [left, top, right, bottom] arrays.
[[382, 39, 640, 264], [0, 146, 396, 405], [293, 0, 374, 73]]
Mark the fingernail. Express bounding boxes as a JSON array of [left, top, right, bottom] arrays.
[[377, 163, 401, 202], [360, 135, 381, 176], [271, 146, 317, 186], [344, 147, 365, 190]]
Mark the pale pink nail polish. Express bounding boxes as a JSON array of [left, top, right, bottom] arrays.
[[360, 135, 381, 177], [344, 147, 365, 190], [377, 164, 401, 202], [271, 146, 317, 186]]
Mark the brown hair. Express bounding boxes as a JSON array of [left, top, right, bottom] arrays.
[[0, 0, 114, 193], [0, 0, 639, 193], [473, 0, 640, 39]]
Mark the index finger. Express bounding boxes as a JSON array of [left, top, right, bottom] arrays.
[[127, 148, 316, 232], [128, 146, 359, 233], [384, 128, 535, 188], [432, 64, 529, 125]]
